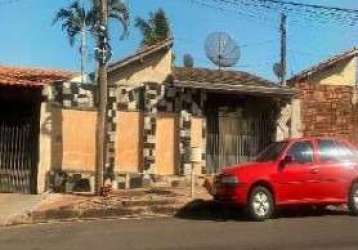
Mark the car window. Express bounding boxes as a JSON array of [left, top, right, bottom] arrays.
[[256, 141, 288, 162], [318, 139, 356, 163], [286, 141, 314, 164]]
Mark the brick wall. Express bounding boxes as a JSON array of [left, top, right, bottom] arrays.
[[297, 82, 358, 143]]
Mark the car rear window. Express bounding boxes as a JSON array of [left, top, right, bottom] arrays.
[[317, 139, 356, 163]]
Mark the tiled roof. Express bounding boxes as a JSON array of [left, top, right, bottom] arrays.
[[289, 47, 358, 83], [173, 67, 277, 87], [171, 67, 295, 96], [108, 39, 173, 72], [0, 65, 74, 88]]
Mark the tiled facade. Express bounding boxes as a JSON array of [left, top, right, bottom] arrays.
[[50, 80, 208, 178]]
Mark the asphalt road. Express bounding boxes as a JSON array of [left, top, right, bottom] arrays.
[[1, 214, 358, 250]]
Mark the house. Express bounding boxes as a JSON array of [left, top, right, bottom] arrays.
[[288, 47, 358, 143], [0, 40, 296, 194], [0, 66, 73, 193]]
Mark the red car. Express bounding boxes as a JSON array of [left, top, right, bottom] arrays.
[[213, 137, 358, 221]]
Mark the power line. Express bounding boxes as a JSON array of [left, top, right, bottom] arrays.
[[207, 0, 358, 27]]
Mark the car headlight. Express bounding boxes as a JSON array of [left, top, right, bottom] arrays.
[[221, 176, 239, 186]]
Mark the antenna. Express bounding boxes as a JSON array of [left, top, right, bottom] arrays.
[[204, 32, 241, 70]]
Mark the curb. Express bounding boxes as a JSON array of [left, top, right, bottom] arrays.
[[1, 203, 185, 227]]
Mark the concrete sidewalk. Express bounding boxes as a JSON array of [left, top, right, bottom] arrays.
[[0, 187, 211, 227], [0, 194, 44, 226]]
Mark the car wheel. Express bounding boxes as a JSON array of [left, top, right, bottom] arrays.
[[247, 186, 274, 221], [348, 183, 358, 216]]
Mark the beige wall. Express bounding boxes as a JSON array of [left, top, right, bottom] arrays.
[[191, 117, 204, 175], [155, 113, 179, 175], [59, 109, 97, 172], [37, 103, 52, 193], [115, 111, 143, 173], [108, 50, 172, 87], [308, 57, 357, 86]]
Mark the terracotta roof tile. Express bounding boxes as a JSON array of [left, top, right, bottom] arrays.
[[172, 67, 276, 87], [171, 67, 295, 96], [0, 65, 74, 88]]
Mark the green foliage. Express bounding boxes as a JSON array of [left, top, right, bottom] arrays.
[[54, 0, 129, 47], [135, 8, 171, 47], [53, 1, 89, 47]]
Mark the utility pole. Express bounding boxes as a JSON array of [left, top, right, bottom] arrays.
[[95, 0, 109, 194], [280, 13, 287, 86]]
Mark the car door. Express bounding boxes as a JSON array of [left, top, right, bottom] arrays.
[[274, 140, 320, 204], [316, 139, 355, 202]]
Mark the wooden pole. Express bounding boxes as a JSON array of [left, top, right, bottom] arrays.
[[95, 0, 108, 194]]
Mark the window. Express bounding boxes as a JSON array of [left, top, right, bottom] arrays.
[[318, 139, 356, 163], [256, 141, 288, 162], [286, 141, 314, 164]]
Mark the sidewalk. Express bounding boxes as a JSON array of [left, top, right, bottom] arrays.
[[0, 193, 44, 226], [0, 187, 211, 227]]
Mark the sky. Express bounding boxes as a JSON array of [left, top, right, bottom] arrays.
[[0, 0, 356, 81]]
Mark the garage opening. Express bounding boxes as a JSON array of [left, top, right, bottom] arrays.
[[0, 87, 41, 194]]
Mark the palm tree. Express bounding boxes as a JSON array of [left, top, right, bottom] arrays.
[[54, 0, 129, 194], [53, 0, 129, 82], [135, 8, 171, 47], [53, 1, 90, 83], [87, 0, 129, 193]]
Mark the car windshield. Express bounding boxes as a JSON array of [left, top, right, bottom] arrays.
[[255, 141, 288, 162]]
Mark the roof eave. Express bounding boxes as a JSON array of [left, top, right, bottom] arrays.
[[108, 39, 174, 73], [172, 80, 297, 97], [288, 48, 358, 83]]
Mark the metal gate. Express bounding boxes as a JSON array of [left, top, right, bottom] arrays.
[[0, 104, 39, 194], [206, 107, 274, 174]]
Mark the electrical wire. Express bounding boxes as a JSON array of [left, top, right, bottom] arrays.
[[208, 0, 358, 27]]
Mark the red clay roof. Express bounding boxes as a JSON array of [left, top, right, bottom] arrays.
[[0, 65, 74, 88]]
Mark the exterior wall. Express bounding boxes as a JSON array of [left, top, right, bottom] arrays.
[[307, 57, 357, 86], [296, 82, 358, 144], [37, 102, 53, 193], [59, 109, 97, 172], [155, 113, 179, 175], [109, 50, 172, 87], [115, 111, 143, 173], [191, 116, 204, 175]]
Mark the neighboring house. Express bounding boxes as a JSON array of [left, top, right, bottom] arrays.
[[0, 66, 73, 194], [0, 40, 296, 194], [288, 47, 358, 143]]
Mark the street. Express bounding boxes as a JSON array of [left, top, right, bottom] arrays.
[[0, 215, 357, 250]]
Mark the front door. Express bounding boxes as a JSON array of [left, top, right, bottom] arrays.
[[274, 140, 321, 204]]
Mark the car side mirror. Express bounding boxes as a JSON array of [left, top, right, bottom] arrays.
[[279, 155, 294, 169]]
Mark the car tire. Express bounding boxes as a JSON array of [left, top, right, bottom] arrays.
[[247, 186, 274, 221], [348, 183, 358, 216]]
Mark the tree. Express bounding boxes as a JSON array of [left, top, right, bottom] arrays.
[[183, 54, 194, 68], [53, 1, 90, 83], [135, 8, 171, 47], [54, 0, 129, 194], [89, 0, 129, 194]]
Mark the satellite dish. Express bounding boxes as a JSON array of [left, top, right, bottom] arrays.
[[273, 63, 283, 79], [204, 32, 240, 70]]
